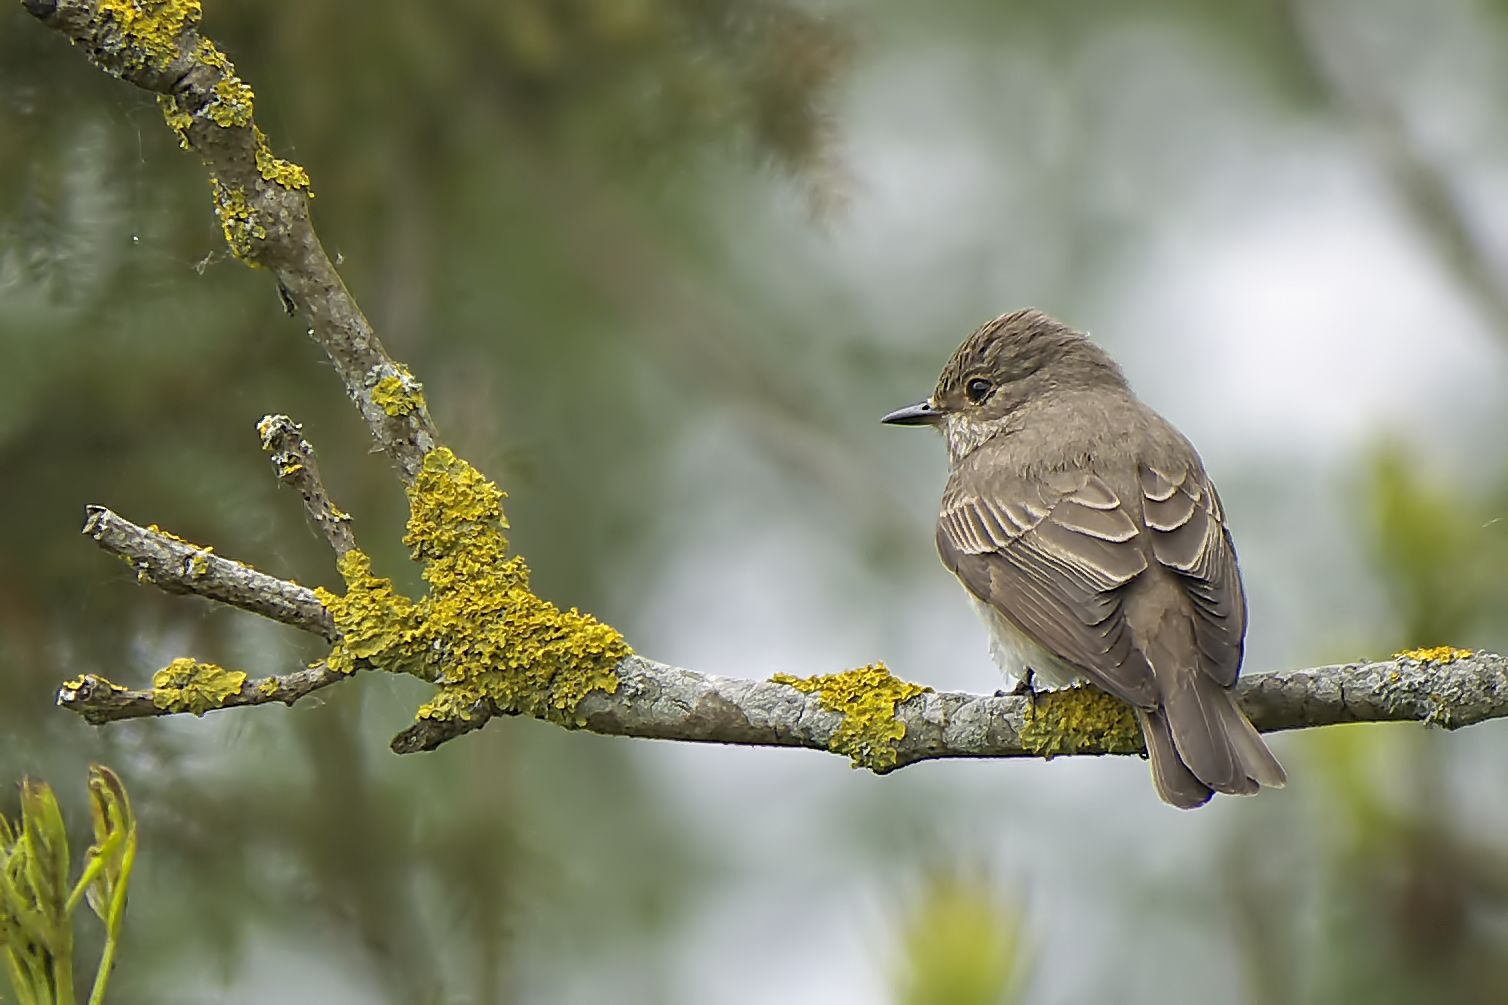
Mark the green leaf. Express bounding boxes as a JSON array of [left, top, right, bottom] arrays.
[[80, 765, 137, 938]]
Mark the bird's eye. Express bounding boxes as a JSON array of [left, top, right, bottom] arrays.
[[965, 377, 993, 404]]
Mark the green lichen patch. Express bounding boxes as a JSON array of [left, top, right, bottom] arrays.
[[1395, 646, 1475, 665], [150, 657, 247, 716], [316, 448, 631, 732], [209, 178, 266, 261], [94, 0, 203, 73], [371, 370, 426, 418], [1018, 685, 1144, 759], [772, 663, 930, 772]]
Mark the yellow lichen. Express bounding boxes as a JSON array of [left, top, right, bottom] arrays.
[[61, 673, 129, 694], [150, 657, 247, 716], [315, 448, 630, 730], [255, 414, 287, 448], [371, 371, 426, 418], [1018, 685, 1144, 758], [114, 549, 153, 584], [94, 0, 202, 72], [315, 550, 423, 676], [253, 127, 313, 193], [207, 73, 254, 128], [159, 94, 194, 148], [193, 36, 231, 72], [186, 547, 212, 576], [256, 678, 282, 697], [772, 663, 930, 772], [144, 523, 202, 548], [140, 524, 212, 574], [209, 177, 265, 261], [1395, 646, 1475, 664]]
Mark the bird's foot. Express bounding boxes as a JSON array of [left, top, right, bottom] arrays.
[[995, 668, 1039, 713]]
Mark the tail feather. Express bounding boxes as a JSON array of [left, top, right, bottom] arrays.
[[1150, 673, 1282, 802], [1136, 708, 1213, 809], [1161, 674, 1256, 796], [1166, 673, 1249, 794], [1216, 689, 1286, 789], [1136, 622, 1283, 806]]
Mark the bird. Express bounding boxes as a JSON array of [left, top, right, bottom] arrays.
[[882, 308, 1285, 808]]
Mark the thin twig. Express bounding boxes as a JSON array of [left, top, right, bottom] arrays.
[[257, 414, 357, 557], [81, 506, 336, 641], [57, 662, 349, 726]]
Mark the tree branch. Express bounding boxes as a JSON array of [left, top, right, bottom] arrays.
[[28, 2, 1508, 775], [54, 645, 1508, 768], [258, 414, 357, 557], [81, 505, 336, 641], [25, 0, 438, 482], [57, 662, 348, 726]]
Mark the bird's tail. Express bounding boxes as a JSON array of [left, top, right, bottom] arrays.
[[1136, 675, 1286, 810]]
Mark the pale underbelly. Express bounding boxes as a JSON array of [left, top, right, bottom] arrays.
[[968, 594, 1086, 690]]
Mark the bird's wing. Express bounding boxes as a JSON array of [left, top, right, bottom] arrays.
[[936, 463, 1158, 707], [1138, 464, 1246, 686]]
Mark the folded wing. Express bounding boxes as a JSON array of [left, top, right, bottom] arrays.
[[1138, 464, 1246, 686], [937, 463, 1156, 707]]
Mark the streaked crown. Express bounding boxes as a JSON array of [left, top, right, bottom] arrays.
[[933, 308, 1127, 412]]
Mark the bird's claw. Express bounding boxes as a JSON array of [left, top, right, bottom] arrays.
[[996, 668, 1039, 712]]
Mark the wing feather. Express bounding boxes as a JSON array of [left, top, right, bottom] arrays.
[[937, 466, 1156, 706], [1139, 464, 1246, 686]]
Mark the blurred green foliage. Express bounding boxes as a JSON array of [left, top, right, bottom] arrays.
[[890, 867, 1026, 1005], [1364, 442, 1508, 647]]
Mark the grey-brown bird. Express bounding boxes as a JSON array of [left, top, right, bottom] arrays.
[[883, 309, 1285, 808]]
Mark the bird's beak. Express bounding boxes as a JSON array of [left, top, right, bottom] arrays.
[[881, 399, 944, 427]]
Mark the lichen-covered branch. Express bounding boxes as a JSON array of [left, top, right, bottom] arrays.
[[82, 505, 336, 641], [258, 414, 357, 556], [29, 3, 1508, 779], [58, 660, 349, 725], [25, 0, 437, 482], [395, 650, 1508, 766], [57, 643, 1508, 770]]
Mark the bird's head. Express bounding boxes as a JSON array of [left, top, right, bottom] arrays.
[[882, 308, 1128, 462]]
